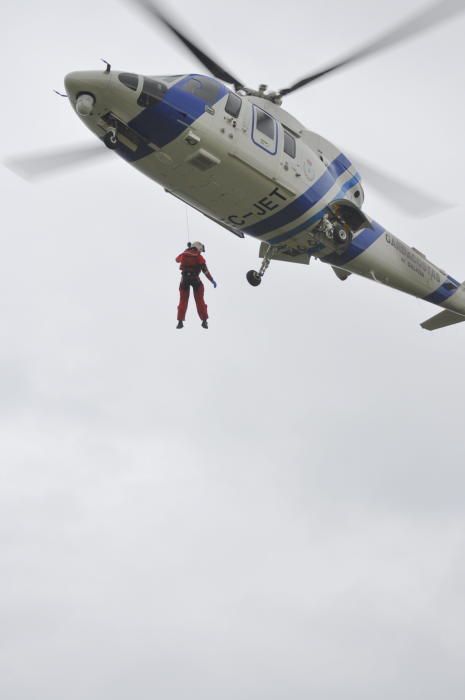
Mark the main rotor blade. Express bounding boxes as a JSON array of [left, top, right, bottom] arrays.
[[350, 154, 452, 217], [126, 0, 244, 89], [279, 0, 465, 96], [4, 143, 111, 182]]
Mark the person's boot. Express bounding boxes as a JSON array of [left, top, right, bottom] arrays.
[[201, 320, 208, 329], [177, 320, 184, 329]]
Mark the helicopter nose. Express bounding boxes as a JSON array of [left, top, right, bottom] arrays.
[[64, 71, 110, 116]]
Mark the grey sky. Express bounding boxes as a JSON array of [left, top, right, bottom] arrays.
[[1, 1, 465, 698]]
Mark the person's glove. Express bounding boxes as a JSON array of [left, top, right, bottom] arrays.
[[212, 280, 217, 288]]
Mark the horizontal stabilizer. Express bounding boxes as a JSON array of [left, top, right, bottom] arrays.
[[421, 309, 465, 331]]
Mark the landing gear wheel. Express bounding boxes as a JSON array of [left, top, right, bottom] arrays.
[[247, 270, 262, 287], [334, 228, 352, 245], [103, 131, 118, 150], [247, 244, 276, 287]]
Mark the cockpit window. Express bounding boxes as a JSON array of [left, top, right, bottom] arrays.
[[180, 76, 222, 105], [137, 78, 167, 108], [119, 73, 139, 91]]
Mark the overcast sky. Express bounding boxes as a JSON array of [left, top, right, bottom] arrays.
[[1, 1, 465, 698]]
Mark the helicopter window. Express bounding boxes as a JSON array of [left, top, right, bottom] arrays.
[[119, 73, 139, 91], [180, 76, 222, 105], [255, 109, 275, 140], [137, 78, 168, 108], [225, 92, 242, 118], [283, 130, 296, 158], [156, 75, 182, 83]]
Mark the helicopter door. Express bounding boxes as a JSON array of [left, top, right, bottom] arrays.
[[252, 106, 278, 155]]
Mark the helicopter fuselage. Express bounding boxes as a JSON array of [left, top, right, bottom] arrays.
[[64, 69, 465, 325]]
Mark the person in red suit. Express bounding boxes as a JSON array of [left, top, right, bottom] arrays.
[[176, 241, 217, 329]]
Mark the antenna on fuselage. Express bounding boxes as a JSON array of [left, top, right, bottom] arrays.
[[101, 59, 111, 74]]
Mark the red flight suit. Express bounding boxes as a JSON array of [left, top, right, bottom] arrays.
[[176, 247, 214, 322]]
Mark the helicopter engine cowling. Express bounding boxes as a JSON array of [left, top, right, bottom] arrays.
[[75, 93, 95, 117]]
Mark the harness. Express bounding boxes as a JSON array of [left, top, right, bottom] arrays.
[[180, 269, 202, 289]]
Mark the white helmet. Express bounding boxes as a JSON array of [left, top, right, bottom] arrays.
[[191, 241, 205, 253]]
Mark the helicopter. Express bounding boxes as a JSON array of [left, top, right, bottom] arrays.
[[6, 0, 465, 331]]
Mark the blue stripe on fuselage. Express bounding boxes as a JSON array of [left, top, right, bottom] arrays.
[[243, 153, 355, 238], [128, 76, 228, 149], [267, 173, 361, 245], [424, 276, 461, 305]]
